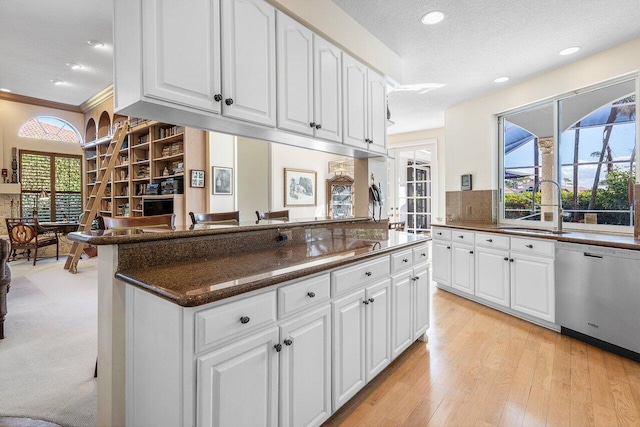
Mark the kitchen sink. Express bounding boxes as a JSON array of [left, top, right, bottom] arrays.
[[495, 227, 570, 235]]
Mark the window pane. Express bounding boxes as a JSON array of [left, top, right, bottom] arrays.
[[20, 153, 51, 192], [18, 116, 82, 143], [55, 157, 82, 192]]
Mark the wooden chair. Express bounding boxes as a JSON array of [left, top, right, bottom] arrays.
[[388, 221, 406, 231], [5, 218, 59, 265], [255, 210, 289, 223], [100, 214, 175, 230], [189, 211, 240, 226]]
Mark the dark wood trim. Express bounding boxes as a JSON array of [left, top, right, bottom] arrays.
[[0, 92, 81, 113]]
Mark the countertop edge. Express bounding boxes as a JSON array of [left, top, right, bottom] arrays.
[[433, 223, 640, 251], [115, 237, 430, 307]]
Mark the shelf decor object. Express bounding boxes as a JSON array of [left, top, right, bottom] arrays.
[[190, 170, 205, 188], [212, 166, 233, 195], [285, 168, 317, 207]]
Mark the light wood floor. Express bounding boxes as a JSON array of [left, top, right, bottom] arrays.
[[324, 285, 640, 427]]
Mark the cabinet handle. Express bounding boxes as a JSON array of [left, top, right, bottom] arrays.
[[458, 235, 464, 239], [363, 300, 369, 305], [446, 246, 451, 249], [504, 257, 509, 261], [370, 139, 374, 144], [369, 297, 375, 303], [525, 244, 533, 249], [284, 339, 293, 346], [510, 258, 514, 262], [214, 94, 222, 102], [240, 316, 250, 324], [486, 239, 493, 242], [307, 291, 316, 298], [403, 258, 409, 263], [315, 124, 322, 130], [365, 271, 372, 276], [421, 253, 426, 257], [225, 98, 234, 105], [437, 232, 442, 235], [274, 343, 282, 352], [469, 250, 474, 254], [310, 122, 316, 128]]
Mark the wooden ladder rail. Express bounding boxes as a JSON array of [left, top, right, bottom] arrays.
[[65, 122, 129, 273]]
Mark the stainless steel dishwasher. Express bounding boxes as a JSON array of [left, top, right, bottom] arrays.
[[556, 241, 640, 357]]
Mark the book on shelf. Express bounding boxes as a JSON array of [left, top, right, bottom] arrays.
[[157, 125, 184, 139], [130, 117, 149, 127], [136, 134, 150, 145]]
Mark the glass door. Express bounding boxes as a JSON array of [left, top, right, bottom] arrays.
[[393, 148, 432, 234]]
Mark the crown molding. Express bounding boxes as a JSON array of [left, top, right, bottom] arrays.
[[0, 92, 81, 113], [79, 85, 114, 113]]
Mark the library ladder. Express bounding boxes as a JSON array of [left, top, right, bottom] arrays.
[[65, 121, 129, 273]]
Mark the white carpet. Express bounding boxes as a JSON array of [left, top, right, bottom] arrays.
[[0, 257, 98, 427]]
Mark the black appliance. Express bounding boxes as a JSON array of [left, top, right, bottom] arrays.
[[143, 198, 174, 217]]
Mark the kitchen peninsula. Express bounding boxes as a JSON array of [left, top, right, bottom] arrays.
[[69, 217, 431, 426]]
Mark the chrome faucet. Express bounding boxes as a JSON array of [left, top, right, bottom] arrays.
[[532, 179, 564, 234]]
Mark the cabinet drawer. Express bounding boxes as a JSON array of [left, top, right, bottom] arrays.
[[195, 291, 277, 352], [413, 244, 430, 264], [391, 249, 413, 273], [475, 232, 509, 250], [331, 256, 390, 297], [432, 227, 451, 241], [510, 237, 555, 257], [278, 273, 330, 318], [452, 230, 475, 244]]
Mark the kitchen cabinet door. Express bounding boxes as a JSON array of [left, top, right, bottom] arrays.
[[342, 53, 368, 149], [452, 243, 474, 295], [475, 247, 510, 307], [196, 326, 279, 427], [279, 305, 331, 427], [221, 0, 276, 126], [390, 271, 413, 360], [412, 265, 430, 341], [511, 253, 555, 323], [332, 288, 366, 411], [142, 0, 222, 113], [432, 240, 451, 286], [276, 12, 314, 136], [365, 279, 391, 381], [313, 36, 342, 142], [367, 69, 387, 154]]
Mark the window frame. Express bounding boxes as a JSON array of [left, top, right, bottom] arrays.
[[19, 149, 83, 222], [18, 116, 83, 144], [498, 74, 639, 233]]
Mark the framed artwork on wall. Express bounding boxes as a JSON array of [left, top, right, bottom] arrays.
[[284, 168, 317, 206], [190, 169, 205, 188], [213, 166, 233, 195]]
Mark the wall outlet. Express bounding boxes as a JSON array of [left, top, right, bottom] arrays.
[[277, 230, 292, 242]]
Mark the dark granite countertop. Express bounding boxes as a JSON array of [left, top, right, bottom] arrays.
[[115, 232, 430, 307], [433, 222, 640, 251], [69, 217, 372, 245]]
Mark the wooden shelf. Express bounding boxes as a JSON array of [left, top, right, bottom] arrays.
[[132, 142, 150, 150], [153, 153, 184, 162], [114, 179, 129, 184], [152, 133, 184, 144], [132, 177, 151, 182], [132, 159, 150, 165], [153, 173, 184, 180]]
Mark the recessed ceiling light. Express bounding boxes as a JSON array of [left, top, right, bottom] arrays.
[[51, 79, 64, 86], [87, 40, 105, 48], [421, 11, 445, 25], [0, 88, 11, 93], [559, 46, 581, 56], [494, 76, 509, 83], [66, 62, 82, 70]]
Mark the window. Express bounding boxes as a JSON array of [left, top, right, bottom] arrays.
[[500, 78, 637, 230], [394, 148, 432, 234], [20, 151, 83, 222], [18, 116, 82, 143]]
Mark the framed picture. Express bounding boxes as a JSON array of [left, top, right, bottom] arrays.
[[284, 168, 317, 206], [190, 169, 205, 188], [213, 166, 233, 195]]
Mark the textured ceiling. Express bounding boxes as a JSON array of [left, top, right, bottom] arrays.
[[333, 0, 640, 134], [1, 0, 639, 133], [0, 0, 113, 106]]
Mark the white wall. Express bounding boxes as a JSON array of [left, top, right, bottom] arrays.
[[270, 143, 342, 219], [445, 36, 640, 191], [236, 137, 270, 221], [0, 99, 85, 172], [208, 131, 236, 213]]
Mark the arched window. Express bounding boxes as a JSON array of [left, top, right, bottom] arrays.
[[18, 116, 82, 143]]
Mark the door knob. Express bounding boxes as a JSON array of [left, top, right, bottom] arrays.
[[310, 122, 316, 128], [315, 124, 322, 129], [284, 339, 293, 346], [307, 292, 316, 298], [225, 98, 234, 105], [363, 300, 369, 305], [274, 343, 282, 352], [240, 316, 250, 324], [368, 297, 375, 303]]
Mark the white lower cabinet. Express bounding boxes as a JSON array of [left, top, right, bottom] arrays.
[[475, 247, 510, 307], [412, 265, 430, 341], [431, 240, 451, 286], [365, 279, 391, 381], [390, 270, 413, 359], [279, 305, 331, 427], [511, 253, 555, 323], [196, 326, 279, 427], [451, 242, 474, 295]]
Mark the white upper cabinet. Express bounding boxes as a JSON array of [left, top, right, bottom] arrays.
[[313, 36, 342, 143], [276, 12, 314, 136], [342, 53, 368, 149], [367, 69, 387, 154], [221, 0, 276, 126], [142, 0, 222, 113]]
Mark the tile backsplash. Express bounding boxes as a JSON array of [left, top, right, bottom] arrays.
[[446, 190, 497, 224]]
